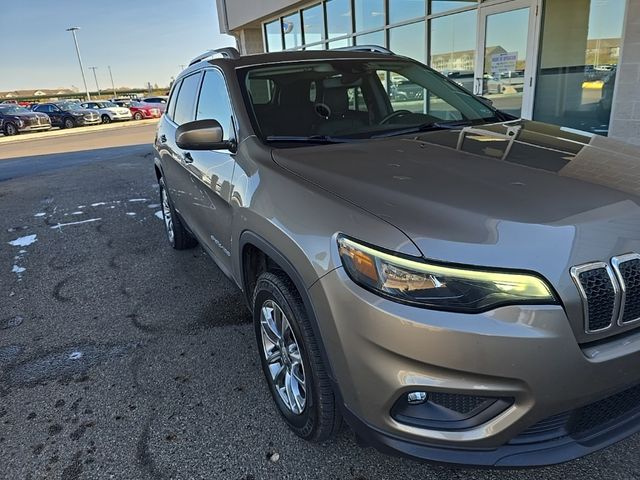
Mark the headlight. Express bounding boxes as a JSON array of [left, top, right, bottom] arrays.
[[72, 112, 84, 116], [338, 236, 557, 313], [17, 119, 25, 127]]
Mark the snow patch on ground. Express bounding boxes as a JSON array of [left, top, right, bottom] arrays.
[[128, 198, 149, 202], [90, 202, 107, 207], [147, 203, 160, 208], [154, 211, 163, 220], [12, 265, 26, 274], [71, 211, 84, 215], [34, 212, 46, 217], [126, 212, 136, 216], [8, 234, 38, 247]]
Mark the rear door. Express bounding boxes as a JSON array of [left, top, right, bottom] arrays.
[[157, 72, 203, 228]]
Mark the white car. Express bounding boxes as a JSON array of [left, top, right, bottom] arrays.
[[80, 101, 132, 124]]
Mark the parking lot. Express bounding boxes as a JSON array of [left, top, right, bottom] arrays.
[[2, 127, 640, 479]]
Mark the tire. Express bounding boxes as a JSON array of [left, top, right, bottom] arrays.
[[101, 114, 111, 124], [158, 177, 197, 249], [133, 111, 144, 120], [63, 117, 75, 129], [4, 122, 18, 136], [253, 271, 341, 442]]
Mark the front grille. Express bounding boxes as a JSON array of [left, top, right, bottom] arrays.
[[572, 264, 618, 332], [614, 256, 640, 324], [512, 382, 640, 445]]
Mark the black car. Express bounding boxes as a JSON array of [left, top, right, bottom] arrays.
[[0, 104, 51, 136], [33, 102, 101, 129]]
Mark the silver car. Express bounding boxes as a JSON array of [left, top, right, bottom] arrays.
[[153, 46, 640, 467]]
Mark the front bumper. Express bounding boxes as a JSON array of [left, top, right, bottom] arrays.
[[77, 117, 101, 126], [309, 267, 640, 466], [18, 124, 51, 132], [111, 113, 132, 121]]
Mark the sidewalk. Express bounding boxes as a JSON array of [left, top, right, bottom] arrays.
[[0, 119, 159, 145]]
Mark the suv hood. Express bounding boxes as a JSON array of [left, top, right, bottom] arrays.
[[272, 120, 640, 282]]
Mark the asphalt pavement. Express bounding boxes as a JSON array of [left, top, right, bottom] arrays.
[[1, 126, 640, 479]]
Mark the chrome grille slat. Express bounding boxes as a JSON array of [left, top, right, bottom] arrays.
[[612, 254, 640, 326], [570, 262, 620, 334]]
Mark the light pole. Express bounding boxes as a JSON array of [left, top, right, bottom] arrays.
[[66, 27, 91, 100], [89, 66, 101, 96], [108, 66, 117, 98]]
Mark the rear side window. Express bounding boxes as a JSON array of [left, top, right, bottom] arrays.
[[172, 73, 202, 125], [195, 70, 234, 140]]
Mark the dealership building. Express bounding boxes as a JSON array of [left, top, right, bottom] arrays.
[[216, 0, 640, 144]]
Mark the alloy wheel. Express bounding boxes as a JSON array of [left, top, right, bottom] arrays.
[[260, 300, 307, 415], [161, 186, 175, 244], [5, 123, 17, 135]]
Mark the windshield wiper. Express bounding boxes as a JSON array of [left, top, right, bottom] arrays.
[[265, 135, 354, 144], [372, 119, 484, 139]]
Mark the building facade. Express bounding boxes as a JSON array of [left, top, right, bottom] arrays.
[[216, 0, 640, 144]]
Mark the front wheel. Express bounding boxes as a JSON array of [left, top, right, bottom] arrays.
[[4, 122, 18, 136], [133, 111, 144, 120], [158, 177, 197, 249], [253, 271, 341, 442], [101, 114, 111, 124], [63, 117, 75, 129]]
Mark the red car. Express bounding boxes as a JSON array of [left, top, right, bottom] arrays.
[[114, 100, 161, 120]]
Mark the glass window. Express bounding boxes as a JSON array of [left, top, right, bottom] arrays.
[[389, 21, 425, 61], [347, 86, 368, 112], [533, 0, 625, 134], [173, 73, 201, 125], [283, 13, 302, 49], [389, 0, 426, 24], [355, 30, 385, 47], [247, 79, 275, 104], [196, 70, 234, 140], [326, 0, 352, 39], [431, 0, 478, 15], [305, 43, 325, 50], [265, 19, 282, 52], [430, 10, 477, 92], [328, 38, 353, 49], [355, 0, 384, 31], [302, 4, 324, 44]]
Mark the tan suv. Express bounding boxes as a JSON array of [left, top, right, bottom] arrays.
[[153, 46, 640, 466]]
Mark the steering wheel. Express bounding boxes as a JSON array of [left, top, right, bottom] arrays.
[[378, 109, 412, 125]]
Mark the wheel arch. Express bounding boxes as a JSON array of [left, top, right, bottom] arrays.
[[239, 230, 341, 389]]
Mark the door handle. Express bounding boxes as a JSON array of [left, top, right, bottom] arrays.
[[159, 134, 167, 143], [184, 152, 194, 164]]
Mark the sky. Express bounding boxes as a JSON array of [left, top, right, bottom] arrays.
[[0, 0, 235, 92]]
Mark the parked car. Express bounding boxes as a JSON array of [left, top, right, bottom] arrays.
[[389, 79, 424, 101], [0, 104, 51, 135], [80, 100, 132, 123], [115, 100, 162, 120], [486, 70, 526, 94], [154, 47, 640, 467], [140, 96, 168, 112], [33, 102, 100, 128], [1, 99, 18, 104]]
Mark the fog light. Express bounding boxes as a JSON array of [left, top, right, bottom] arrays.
[[407, 391, 427, 405]]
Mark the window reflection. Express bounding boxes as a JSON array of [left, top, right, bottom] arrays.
[[302, 5, 324, 45], [265, 20, 282, 52], [355, 30, 385, 47], [389, 0, 425, 24], [431, 0, 478, 15], [430, 10, 477, 92], [355, 0, 385, 31], [283, 13, 302, 49], [326, 0, 352, 39], [533, 0, 626, 135], [389, 21, 425, 61]]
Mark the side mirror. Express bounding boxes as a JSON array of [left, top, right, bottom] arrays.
[[175, 119, 234, 151]]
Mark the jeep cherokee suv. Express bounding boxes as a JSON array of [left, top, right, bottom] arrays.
[[153, 46, 640, 467]]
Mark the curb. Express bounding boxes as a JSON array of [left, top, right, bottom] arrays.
[[0, 119, 159, 144]]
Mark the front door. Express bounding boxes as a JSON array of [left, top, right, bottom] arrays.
[[474, 0, 541, 118]]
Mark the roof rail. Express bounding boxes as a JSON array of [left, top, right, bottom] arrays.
[[188, 47, 240, 66], [332, 45, 393, 54]]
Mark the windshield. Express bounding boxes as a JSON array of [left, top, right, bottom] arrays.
[[0, 106, 31, 114], [239, 59, 502, 142]]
